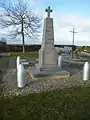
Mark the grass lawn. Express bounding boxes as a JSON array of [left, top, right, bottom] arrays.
[[1, 87, 90, 120], [9, 52, 38, 59]]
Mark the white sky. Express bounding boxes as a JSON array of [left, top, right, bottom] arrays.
[[0, 0, 90, 46]]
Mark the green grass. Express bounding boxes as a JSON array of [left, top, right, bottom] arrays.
[[1, 87, 90, 120], [9, 52, 38, 59]]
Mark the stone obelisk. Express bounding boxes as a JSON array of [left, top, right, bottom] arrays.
[[36, 6, 58, 71]]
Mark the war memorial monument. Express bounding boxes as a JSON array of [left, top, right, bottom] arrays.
[[30, 6, 70, 79]]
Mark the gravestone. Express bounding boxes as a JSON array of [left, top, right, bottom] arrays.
[[36, 6, 58, 71]]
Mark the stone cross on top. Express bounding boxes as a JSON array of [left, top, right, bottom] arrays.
[[45, 6, 53, 18]]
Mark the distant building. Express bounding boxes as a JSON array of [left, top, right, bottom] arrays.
[[64, 46, 72, 53], [55, 46, 72, 54]]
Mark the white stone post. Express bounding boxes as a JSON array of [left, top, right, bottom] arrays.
[[17, 64, 26, 88], [17, 56, 21, 70], [83, 62, 90, 81], [58, 55, 62, 67]]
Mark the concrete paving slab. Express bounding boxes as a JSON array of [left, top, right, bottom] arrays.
[[22, 61, 29, 65], [21, 59, 27, 62], [29, 66, 70, 80]]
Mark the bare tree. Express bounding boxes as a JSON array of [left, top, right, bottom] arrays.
[[0, 0, 41, 53], [0, 37, 7, 44]]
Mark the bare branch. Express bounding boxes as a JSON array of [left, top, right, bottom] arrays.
[[0, 0, 42, 52]]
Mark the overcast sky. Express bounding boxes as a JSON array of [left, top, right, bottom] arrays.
[[0, 0, 90, 45]]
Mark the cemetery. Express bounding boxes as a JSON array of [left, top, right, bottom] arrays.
[[1, 6, 90, 120], [1, 6, 90, 96], [0, 6, 87, 96]]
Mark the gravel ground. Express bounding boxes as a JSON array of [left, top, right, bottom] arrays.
[[1, 56, 90, 98]]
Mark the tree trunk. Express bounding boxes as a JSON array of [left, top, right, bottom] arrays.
[[21, 18, 25, 53]]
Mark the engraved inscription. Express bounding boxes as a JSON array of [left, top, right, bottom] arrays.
[[44, 51, 55, 64]]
